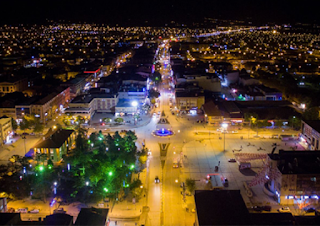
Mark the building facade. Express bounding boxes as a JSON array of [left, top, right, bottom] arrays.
[[0, 117, 13, 145], [33, 129, 75, 163]]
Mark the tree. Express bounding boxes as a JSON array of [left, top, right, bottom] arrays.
[[114, 118, 124, 124], [149, 89, 160, 99], [185, 178, 196, 195], [19, 117, 31, 131], [150, 72, 162, 85], [33, 119, 44, 134], [11, 118, 18, 130], [103, 118, 112, 123], [302, 107, 319, 120], [89, 132, 97, 144]]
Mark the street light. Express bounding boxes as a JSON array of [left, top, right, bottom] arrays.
[[131, 101, 138, 107], [222, 123, 228, 152]]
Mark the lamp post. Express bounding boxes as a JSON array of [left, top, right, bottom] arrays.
[[222, 123, 228, 151]]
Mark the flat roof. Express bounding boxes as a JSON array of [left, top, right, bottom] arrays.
[[195, 190, 250, 225], [33, 129, 74, 149], [75, 208, 109, 226], [270, 150, 320, 174], [303, 120, 320, 134]]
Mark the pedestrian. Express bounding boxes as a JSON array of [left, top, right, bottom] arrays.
[[115, 221, 117, 225], [285, 143, 286, 146], [218, 161, 220, 166], [240, 145, 242, 149]]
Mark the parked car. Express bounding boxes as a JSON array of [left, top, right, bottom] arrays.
[[278, 207, 291, 213], [16, 208, 28, 213], [21, 132, 29, 136], [251, 206, 263, 212], [7, 207, 15, 213], [228, 158, 236, 162], [262, 206, 272, 211], [53, 208, 66, 214], [304, 207, 316, 213], [155, 176, 160, 183], [29, 209, 40, 213]]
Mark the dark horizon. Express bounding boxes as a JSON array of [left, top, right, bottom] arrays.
[[1, 0, 320, 26]]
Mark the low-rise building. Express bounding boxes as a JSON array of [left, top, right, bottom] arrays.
[[203, 101, 223, 126], [33, 128, 75, 162], [115, 99, 138, 116], [0, 77, 28, 94], [65, 93, 118, 120], [301, 120, 320, 150], [175, 90, 205, 113], [60, 76, 87, 99], [0, 116, 13, 145], [268, 151, 320, 205]]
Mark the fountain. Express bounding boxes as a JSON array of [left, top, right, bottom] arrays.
[[152, 111, 175, 138]]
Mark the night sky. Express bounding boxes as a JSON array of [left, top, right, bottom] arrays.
[[1, 0, 320, 26]]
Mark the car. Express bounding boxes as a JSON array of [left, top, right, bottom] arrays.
[[228, 158, 236, 162], [261, 206, 272, 211], [29, 209, 40, 213], [251, 206, 263, 212], [7, 207, 15, 213], [304, 207, 316, 213], [16, 208, 28, 213], [153, 113, 157, 117], [53, 208, 66, 214], [21, 132, 29, 136], [155, 176, 160, 183], [278, 207, 291, 213], [157, 111, 161, 115]]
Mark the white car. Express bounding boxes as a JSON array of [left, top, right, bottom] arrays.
[[16, 208, 28, 213], [29, 209, 40, 213], [278, 207, 291, 213]]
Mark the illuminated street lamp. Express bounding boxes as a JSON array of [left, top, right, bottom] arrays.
[[222, 123, 228, 152], [131, 101, 138, 107]]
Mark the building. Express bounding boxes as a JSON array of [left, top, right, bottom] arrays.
[[194, 190, 251, 226], [118, 84, 148, 105], [254, 85, 282, 101], [33, 128, 75, 162], [75, 208, 109, 226], [0, 77, 28, 94], [30, 87, 70, 123], [203, 101, 223, 125], [65, 93, 118, 120], [301, 120, 320, 150], [15, 87, 70, 123], [186, 73, 221, 93], [60, 76, 87, 99], [268, 151, 320, 205], [115, 99, 138, 116], [0, 116, 13, 145]]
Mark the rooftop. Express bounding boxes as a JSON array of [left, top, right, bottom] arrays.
[[270, 150, 320, 174], [194, 190, 250, 225], [202, 101, 222, 117], [303, 120, 320, 134], [33, 129, 74, 149], [75, 208, 109, 226]]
